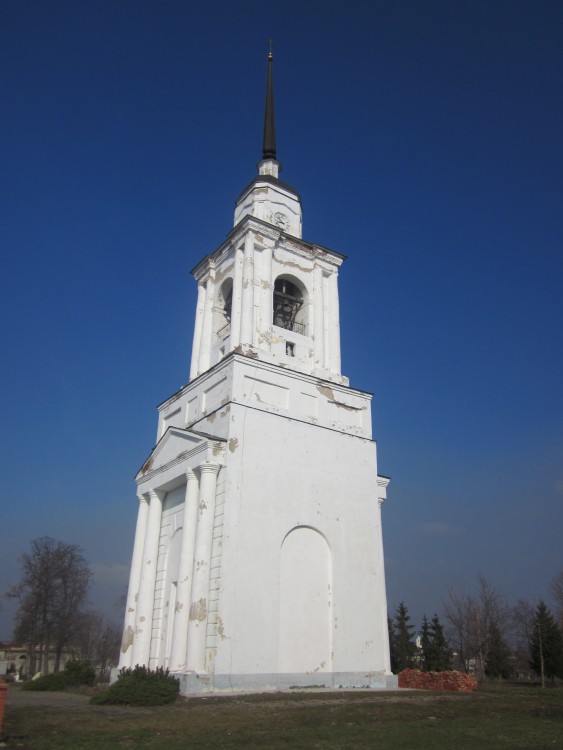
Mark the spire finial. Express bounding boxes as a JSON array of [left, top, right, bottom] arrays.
[[262, 42, 276, 161]]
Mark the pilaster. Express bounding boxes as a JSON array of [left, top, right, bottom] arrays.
[[240, 232, 255, 345], [190, 283, 206, 380]]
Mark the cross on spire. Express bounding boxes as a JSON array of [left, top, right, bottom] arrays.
[[266, 38, 275, 60]]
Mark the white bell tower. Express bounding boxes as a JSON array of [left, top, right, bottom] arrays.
[[119, 52, 396, 691]]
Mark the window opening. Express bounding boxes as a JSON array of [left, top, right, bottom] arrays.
[[286, 342, 295, 357], [273, 278, 305, 334]]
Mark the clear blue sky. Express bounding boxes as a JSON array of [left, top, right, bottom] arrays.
[[1, 0, 562, 640]]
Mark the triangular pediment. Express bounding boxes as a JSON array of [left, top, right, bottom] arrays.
[[136, 427, 213, 481]]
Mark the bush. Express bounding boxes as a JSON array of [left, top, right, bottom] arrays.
[[22, 660, 96, 691], [62, 659, 96, 686], [91, 665, 180, 706]]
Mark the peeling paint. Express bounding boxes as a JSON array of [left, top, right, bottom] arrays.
[[217, 615, 227, 640], [189, 597, 207, 621], [199, 499, 208, 511], [228, 437, 239, 453], [139, 616, 145, 623], [175, 601, 183, 612], [120, 625, 134, 653], [128, 607, 134, 613], [274, 254, 312, 273], [207, 411, 217, 423], [316, 383, 363, 412], [212, 443, 223, 456], [316, 384, 335, 401]]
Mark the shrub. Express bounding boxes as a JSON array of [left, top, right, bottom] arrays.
[[62, 659, 96, 686], [91, 665, 180, 706], [22, 660, 96, 691]]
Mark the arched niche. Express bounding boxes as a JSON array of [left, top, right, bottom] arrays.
[[272, 275, 308, 336], [278, 526, 332, 673]]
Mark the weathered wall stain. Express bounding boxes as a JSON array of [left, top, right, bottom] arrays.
[[189, 597, 207, 622], [121, 625, 134, 653]]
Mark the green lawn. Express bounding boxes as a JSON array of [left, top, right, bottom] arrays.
[[3, 683, 562, 749]]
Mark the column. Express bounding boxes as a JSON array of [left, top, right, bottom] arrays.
[[259, 244, 273, 347], [118, 494, 149, 669], [185, 463, 220, 673], [327, 271, 341, 374], [230, 246, 244, 348], [189, 282, 206, 380], [131, 489, 163, 667], [198, 271, 215, 374], [313, 265, 325, 368], [239, 232, 254, 345], [168, 470, 200, 672]]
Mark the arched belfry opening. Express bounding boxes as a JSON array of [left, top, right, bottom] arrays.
[[217, 278, 233, 333], [273, 276, 307, 335]]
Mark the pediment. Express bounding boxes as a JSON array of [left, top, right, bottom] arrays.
[[136, 427, 212, 481]]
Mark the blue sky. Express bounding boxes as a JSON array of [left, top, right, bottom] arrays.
[[1, 0, 562, 640]]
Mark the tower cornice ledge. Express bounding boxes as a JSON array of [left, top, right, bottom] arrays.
[[234, 174, 302, 207], [190, 214, 346, 280]]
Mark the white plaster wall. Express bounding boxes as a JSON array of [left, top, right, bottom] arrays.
[[212, 401, 389, 677], [157, 356, 371, 445]]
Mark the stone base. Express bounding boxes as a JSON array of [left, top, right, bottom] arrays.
[[176, 671, 398, 694]]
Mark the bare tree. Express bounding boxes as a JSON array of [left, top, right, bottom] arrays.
[[549, 570, 563, 629], [96, 620, 121, 680], [444, 574, 510, 679], [71, 611, 121, 680], [6, 537, 91, 674], [512, 598, 536, 678]]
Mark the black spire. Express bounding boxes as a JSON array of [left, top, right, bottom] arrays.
[[262, 51, 276, 160]]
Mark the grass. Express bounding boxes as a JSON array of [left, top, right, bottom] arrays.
[[3, 683, 563, 749]]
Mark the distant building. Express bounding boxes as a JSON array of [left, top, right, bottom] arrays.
[[119, 53, 394, 692]]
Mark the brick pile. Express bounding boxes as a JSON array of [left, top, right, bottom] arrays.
[[0, 679, 7, 735], [398, 668, 477, 692]]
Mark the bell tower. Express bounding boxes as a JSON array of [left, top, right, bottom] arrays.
[[119, 53, 395, 691]]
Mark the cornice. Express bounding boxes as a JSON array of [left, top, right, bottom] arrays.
[[190, 214, 346, 281]]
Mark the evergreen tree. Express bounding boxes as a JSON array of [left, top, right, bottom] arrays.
[[485, 621, 513, 679], [421, 614, 452, 672], [388, 616, 399, 673], [420, 615, 431, 671], [529, 600, 563, 685], [392, 602, 416, 672]]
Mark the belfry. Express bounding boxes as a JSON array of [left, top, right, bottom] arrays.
[[119, 53, 395, 691]]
